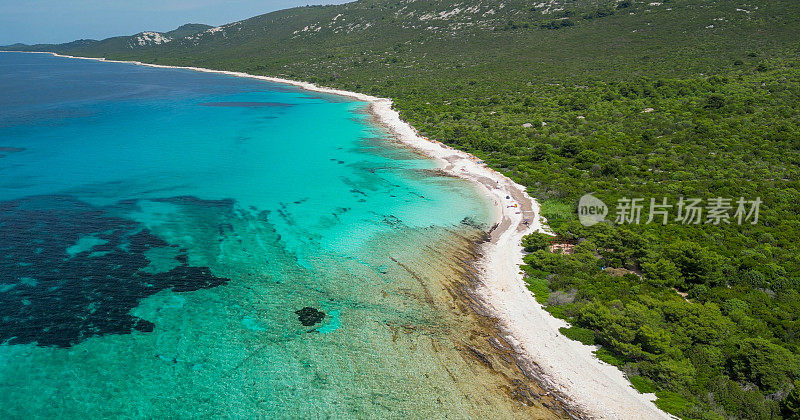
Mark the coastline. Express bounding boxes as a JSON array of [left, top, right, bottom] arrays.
[[2, 51, 669, 419], [367, 100, 669, 419]]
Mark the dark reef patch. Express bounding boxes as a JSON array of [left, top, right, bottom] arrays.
[[0, 195, 229, 348], [295, 307, 326, 327]]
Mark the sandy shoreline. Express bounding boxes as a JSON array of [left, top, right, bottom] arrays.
[[3, 51, 669, 419], [368, 100, 669, 419]]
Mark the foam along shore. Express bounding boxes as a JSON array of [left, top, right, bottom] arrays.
[[6, 51, 670, 419]]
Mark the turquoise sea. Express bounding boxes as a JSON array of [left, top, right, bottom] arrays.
[[0, 52, 557, 418]]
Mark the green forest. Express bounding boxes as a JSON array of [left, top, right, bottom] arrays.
[[9, 0, 800, 417]]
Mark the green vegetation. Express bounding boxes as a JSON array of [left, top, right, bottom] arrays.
[[630, 375, 658, 394], [521, 232, 552, 252], [595, 347, 627, 367], [782, 381, 800, 418], [559, 326, 596, 345], [9, 0, 800, 417], [655, 391, 693, 416], [523, 270, 550, 305]]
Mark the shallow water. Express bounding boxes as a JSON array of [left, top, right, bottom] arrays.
[[0, 52, 560, 418]]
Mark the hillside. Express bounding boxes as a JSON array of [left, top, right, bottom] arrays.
[[7, 1, 795, 82], [5, 0, 800, 418]]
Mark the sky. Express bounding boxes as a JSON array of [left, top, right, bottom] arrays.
[[0, 0, 347, 45]]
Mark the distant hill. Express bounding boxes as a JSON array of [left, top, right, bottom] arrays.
[[2, 23, 211, 55]]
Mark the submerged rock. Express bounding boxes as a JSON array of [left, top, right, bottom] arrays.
[[295, 307, 326, 326]]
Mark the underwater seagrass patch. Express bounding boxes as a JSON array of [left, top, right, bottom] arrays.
[[0, 195, 230, 348]]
